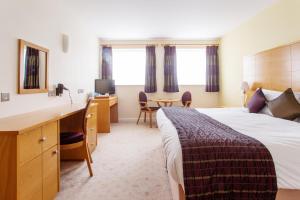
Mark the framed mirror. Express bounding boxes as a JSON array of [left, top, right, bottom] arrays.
[[18, 39, 49, 94]]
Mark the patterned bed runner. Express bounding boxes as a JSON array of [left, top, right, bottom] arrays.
[[161, 107, 277, 200]]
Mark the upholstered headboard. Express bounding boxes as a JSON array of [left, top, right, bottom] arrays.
[[243, 41, 300, 93]]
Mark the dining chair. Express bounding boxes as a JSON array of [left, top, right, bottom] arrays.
[[60, 99, 94, 176], [136, 91, 160, 128], [181, 91, 192, 107]]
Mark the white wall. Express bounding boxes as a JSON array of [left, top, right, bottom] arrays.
[[101, 45, 220, 120], [219, 0, 300, 106], [0, 0, 99, 118]]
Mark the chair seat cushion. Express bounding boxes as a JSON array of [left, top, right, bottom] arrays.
[[60, 132, 84, 145], [142, 107, 160, 111]]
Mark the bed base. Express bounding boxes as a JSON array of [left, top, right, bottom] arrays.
[[168, 172, 300, 200]]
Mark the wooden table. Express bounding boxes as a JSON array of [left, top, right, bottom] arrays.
[[149, 98, 181, 107]]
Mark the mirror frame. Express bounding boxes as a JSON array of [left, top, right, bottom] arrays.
[[18, 39, 49, 94]]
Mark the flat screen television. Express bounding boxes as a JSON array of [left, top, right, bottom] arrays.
[[95, 79, 115, 95]]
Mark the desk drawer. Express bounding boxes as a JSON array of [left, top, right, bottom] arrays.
[[109, 97, 118, 107], [19, 155, 43, 200], [43, 145, 59, 200], [42, 122, 58, 151], [19, 128, 42, 166]]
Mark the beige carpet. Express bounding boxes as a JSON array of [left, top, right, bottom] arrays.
[[56, 122, 172, 200]]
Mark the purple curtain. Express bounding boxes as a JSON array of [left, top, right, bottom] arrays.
[[164, 46, 179, 92], [101, 46, 113, 79], [24, 47, 40, 89], [144, 46, 157, 93], [206, 46, 219, 92]]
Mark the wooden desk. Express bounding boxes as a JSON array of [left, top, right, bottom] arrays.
[[0, 103, 97, 200], [92, 96, 118, 133]]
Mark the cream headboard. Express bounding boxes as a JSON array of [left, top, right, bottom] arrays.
[[243, 41, 300, 93]]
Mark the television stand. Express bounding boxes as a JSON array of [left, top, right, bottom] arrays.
[[92, 96, 118, 133]]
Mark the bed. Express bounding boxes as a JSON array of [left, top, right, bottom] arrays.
[[157, 107, 300, 200]]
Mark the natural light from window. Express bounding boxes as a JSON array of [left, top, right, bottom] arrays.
[[112, 48, 146, 85], [177, 48, 206, 85]]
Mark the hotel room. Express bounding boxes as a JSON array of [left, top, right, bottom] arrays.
[[0, 0, 300, 200]]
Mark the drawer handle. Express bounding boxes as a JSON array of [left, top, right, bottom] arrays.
[[52, 149, 58, 155], [89, 128, 95, 131], [39, 136, 47, 142], [86, 114, 93, 119]]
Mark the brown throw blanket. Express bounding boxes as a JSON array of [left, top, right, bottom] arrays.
[[161, 107, 277, 200]]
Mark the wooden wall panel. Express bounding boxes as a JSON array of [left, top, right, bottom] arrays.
[[291, 43, 300, 91], [243, 41, 300, 92]]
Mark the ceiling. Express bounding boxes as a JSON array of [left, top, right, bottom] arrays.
[[68, 0, 278, 40]]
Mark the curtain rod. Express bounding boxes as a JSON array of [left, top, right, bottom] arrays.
[[100, 39, 220, 46], [100, 43, 219, 47]]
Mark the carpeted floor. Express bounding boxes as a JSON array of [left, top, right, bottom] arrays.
[[56, 122, 172, 200]]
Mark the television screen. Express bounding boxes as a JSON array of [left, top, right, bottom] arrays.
[[95, 79, 115, 95]]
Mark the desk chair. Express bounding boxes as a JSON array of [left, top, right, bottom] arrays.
[[60, 100, 94, 176], [137, 91, 160, 128], [182, 91, 192, 107]]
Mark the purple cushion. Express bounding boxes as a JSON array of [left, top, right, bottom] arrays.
[[60, 132, 84, 145], [247, 88, 266, 113]]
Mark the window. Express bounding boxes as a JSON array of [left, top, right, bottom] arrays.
[[176, 48, 206, 85], [112, 48, 146, 85]]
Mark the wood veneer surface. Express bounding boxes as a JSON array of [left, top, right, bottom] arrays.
[[243, 41, 300, 92], [0, 104, 85, 133]]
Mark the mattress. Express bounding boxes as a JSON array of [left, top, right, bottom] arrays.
[[157, 107, 300, 190]]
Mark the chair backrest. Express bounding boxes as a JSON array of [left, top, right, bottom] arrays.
[[182, 91, 192, 107], [139, 91, 148, 107], [82, 99, 93, 135]]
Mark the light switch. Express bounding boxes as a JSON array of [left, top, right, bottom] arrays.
[[48, 90, 56, 97], [1, 93, 10, 102], [77, 89, 84, 94]]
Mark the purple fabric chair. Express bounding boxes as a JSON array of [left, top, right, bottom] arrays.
[[137, 91, 160, 128], [181, 91, 192, 107]]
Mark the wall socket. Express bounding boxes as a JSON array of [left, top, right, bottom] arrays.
[[48, 90, 56, 97], [77, 89, 84, 94], [1, 93, 10, 102]]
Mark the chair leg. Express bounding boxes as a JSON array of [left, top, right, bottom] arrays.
[[84, 144, 93, 177], [136, 111, 142, 124], [149, 112, 153, 128], [144, 112, 147, 123], [87, 144, 93, 163]]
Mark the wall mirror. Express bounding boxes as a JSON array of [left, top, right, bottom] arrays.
[[18, 39, 49, 94]]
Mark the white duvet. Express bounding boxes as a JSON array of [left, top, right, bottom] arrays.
[[157, 107, 300, 190]]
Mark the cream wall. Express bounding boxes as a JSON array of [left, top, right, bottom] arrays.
[[0, 0, 99, 118], [219, 0, 300, 106], [100, 45, 220, 120]]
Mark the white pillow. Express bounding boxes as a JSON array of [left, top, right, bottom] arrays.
[[294, 91, 300, 103], [262, 89, 282, 101], [294, 92, 300, 122], [259, 89, 283, 115], [260, 89, 300, 116]]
